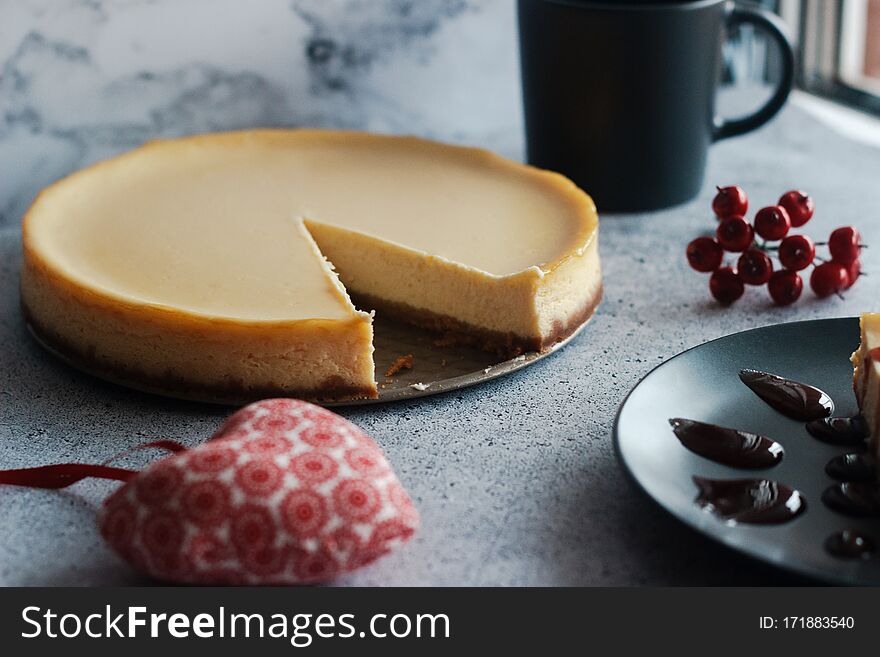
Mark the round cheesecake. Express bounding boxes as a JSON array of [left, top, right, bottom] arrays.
[[21, 130, 602, 403]]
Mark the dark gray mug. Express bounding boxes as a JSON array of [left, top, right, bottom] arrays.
[[518, 0, 795, 212]]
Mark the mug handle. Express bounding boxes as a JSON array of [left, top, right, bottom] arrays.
[[712, 1, 795, 142]]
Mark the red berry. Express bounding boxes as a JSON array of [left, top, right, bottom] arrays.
[[778, 190, 814, 227], [737, 248, 773, 285], [709, 267, 745, 305], [810, 261, 849, 298], [768, 269, 803, 305], [778, 234, 816, 271], [828, 226, 862, 265], [754, 205, 791, 241], [712, 186, 749, 219], [716, 216, 754, 252], [845, 259, 861, 289], [686, 237, 724, 273]]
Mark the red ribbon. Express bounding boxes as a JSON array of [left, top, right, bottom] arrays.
[[0, 440, 188, 490], [100, 439, 188, 465]]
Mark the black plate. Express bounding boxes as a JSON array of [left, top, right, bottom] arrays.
[[614, 317, 880, 585]]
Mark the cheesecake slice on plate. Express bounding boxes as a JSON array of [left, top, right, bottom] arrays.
[[852, 313, 880, 455], [21, 130, 602, 403]]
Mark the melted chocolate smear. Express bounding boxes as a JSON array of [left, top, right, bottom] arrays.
[[806, 416, 869, 446], [693, 476, 806, 525], [739, 369, 834, 421], [821, 482, 880, 517], [825, 530, 876, 559], [825, 453, 877, 483], [669, 418, 783, 469]]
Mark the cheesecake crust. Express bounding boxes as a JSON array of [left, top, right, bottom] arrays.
[[22, 300, 378, 405], [23, 281, 602, 404], [354, 284, 603, 359]]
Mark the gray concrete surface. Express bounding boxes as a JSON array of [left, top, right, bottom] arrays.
[[1, 104, 879, 585]]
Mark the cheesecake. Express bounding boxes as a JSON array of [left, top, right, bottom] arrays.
[[852, 313, 880, 455], [21, 130, 602, 403]]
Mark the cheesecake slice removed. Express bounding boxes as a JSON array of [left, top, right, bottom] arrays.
[[852, 313, 880, 455], [21, 130, 602, 403]]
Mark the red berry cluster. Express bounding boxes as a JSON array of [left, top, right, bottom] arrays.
[[686, 186, 865, 305]]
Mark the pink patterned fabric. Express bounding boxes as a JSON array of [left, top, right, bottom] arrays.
[[99, 399, 419, 584]]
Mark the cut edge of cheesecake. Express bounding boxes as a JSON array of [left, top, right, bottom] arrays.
[[21, 216, 379, 403], [20, 129, 602, 404], [302, 217, 603, 358]]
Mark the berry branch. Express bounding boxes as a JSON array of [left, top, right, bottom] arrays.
[[687, 186, 865, 305]]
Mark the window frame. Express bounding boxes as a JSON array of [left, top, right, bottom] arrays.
[[783, 0, 880, 115]]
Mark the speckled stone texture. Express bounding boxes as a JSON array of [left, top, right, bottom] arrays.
[[1, 104, 879, 586]]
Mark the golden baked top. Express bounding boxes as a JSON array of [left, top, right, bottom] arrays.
[[23, 130, 597, 322]]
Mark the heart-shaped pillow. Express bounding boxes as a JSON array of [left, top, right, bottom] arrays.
[[98, 399, 419, 584]]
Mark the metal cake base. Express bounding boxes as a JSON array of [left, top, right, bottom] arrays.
[[339, 312, 584, 406]]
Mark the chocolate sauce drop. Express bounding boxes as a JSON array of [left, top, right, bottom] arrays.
[[693, 476, 806, 525], [825, 530, 875, 559], [739, 369, 834, 421], [806, 416, 869, 446], [821, 482, 880, 517], [825, 453, 877, 483], [669, 418, 783, 469]]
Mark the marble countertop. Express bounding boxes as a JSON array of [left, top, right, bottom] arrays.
[[0, 0, 524, 229], [2, 98, 879, 586]]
